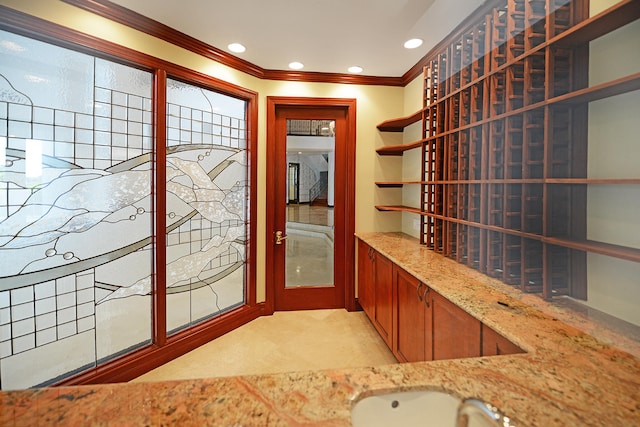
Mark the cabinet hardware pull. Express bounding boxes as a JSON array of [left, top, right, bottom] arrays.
[[423, 287, 430, 308], [416, 282, 424, 301]]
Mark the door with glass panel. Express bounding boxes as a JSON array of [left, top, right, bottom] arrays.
[[270, 105, 349, 311]]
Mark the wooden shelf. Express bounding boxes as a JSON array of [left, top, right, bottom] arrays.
[[415, 215, 640, 263], [376, 139, 425, 156], [376, 110, 422, 132], [375, 0, 639, 300], [375, 181, 424, 188], [551, 72, 640, 106], [417, 71, 640, 141], [553, 0, 640, 48], [375, 205, 423, 215], [544, 237, 640, 264], [418, 0, 640, 121], [545, 178, 640, 185], [409, 178, 640, 185]]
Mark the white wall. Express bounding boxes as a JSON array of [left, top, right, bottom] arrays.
[[586, 1, 640, 325]]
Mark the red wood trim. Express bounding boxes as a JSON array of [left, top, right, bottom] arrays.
[[264, 98, 278, 315], [344, 98, 358, 311], [245, 83, 259, 308], [153, 69, 168, 346], [264, 69, 402, 86], [60, 0, 403, 86], [56, 303, 266, 385]]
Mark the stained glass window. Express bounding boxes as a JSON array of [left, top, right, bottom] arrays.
[[165, 78, 247, 334], [0, 29, 250, 390]]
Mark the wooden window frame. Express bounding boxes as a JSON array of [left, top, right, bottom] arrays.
[[0, 5, 260, 385]]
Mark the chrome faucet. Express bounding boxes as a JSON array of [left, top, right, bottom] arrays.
[[456, 398, 515, 427]]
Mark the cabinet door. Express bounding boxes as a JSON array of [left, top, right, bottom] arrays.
[[357, 239, 374, 319], [482, 324, 524, 356], [373, 253, 394, 347], [394, 266, 431, 362], [432, 292, 481, 360]]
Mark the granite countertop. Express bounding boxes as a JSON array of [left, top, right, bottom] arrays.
[[2, 232, 639, 426]]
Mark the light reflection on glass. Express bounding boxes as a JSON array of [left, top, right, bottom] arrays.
[[0, 136, 6, 167], [25, 139, 42, 178]]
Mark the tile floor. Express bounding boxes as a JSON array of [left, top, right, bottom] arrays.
[[132, 204, 387, 383], [131, 309, 397, 383]]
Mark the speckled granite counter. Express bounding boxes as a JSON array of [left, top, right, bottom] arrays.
[[2, 232, 639, 426]]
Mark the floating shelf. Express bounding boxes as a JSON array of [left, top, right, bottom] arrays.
[[376, 110, 422, 132], [375, 205, 424, 215], [375, 181, 424, 188], [376, 139, 425, 156], [551, 72, 640, 106]]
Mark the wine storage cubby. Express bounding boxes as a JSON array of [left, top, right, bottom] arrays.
[[375, 0, 640, 300]]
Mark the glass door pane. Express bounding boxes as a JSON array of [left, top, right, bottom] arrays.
[[285, 120, 335, 288]]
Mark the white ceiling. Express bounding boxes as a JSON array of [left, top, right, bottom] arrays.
[[109, 0, 486, 77]]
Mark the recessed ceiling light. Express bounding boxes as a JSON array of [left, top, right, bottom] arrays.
[[404, 38, 423, 49], [228, 43, 246, 53], [348, 66, 363, 73], [288, 61, 304, 70]]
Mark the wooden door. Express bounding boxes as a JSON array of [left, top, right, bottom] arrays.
[[265, 97, 357, 312], [357, 239, 374, 318], [481, 324, 524, 356], [432, 292, 481, 360], [373, 253, 394, 347], [394, 266, 429, 362]]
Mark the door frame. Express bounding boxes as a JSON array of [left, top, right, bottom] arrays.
[[265, 96, 357, 313]]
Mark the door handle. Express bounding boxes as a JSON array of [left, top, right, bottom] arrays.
[[422, 286, 430, 308], [275, 230, 288, 245]]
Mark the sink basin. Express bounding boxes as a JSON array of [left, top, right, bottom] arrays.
[[351, 390, 514, 427], [351, 390, 461, 427]]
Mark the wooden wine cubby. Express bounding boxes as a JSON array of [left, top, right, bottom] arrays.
[[375, 0, 640, 300]]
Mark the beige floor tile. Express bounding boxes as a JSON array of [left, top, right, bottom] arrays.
[[131, 309, 397, 383]]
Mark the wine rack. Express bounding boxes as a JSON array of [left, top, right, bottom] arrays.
[[375, 0, 640, 300]]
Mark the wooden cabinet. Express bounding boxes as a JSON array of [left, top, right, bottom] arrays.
[[358, 238, 522, 363], [357, 239, 375, 319], [373, 254, 394, 347], [374, 0, 640, 301], [482, 324, 524, 356], [393, 266, 432, 362], [393, 275, 483, 362], [432, 292, 481, 360], [357, 240, 393, 348]]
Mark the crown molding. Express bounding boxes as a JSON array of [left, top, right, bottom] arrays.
[[61, 0, 404, 86], [8, 0, 503, 87]]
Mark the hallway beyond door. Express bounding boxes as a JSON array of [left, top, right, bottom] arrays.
[[286, 204, 334, 287]]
